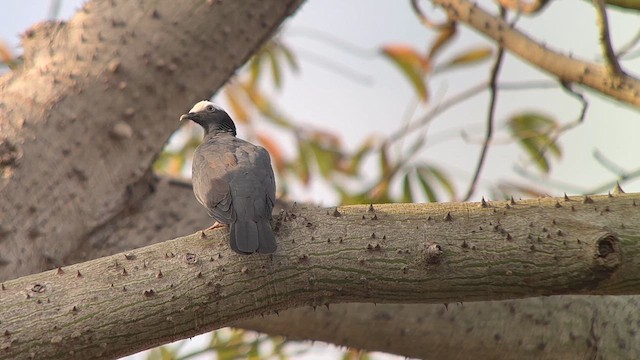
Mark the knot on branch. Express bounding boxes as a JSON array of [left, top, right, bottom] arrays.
[[594, 232, 620, 270]]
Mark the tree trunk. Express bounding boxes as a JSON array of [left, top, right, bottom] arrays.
[[1, 194, 639, 359], [0, 0, 304, 281]]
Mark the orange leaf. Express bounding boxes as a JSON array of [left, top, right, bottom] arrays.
[[381, 45, 430, 102], [256, 133, 285, 173]]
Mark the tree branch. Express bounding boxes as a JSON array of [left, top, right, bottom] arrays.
[[593, 0, 623, 75], [1, 194, 639, 359], [239, 296, 640, 360], [431, 0, 640, 106]]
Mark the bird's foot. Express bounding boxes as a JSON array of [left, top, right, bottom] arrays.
[[205, 222, 228, 231]]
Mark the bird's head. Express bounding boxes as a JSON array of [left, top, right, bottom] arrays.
[[179, 100, 237, 136]]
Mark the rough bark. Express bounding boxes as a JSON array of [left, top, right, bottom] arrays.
[[239, 296, 640, 360], [0, 0, 304, 281], [1, 194, 639, 359]]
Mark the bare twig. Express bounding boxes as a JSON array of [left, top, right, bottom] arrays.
[[387, 82, 489, 145], [463, 9, 507, 202], [411, 0, 450, 29], [593, 149, 628, 177], [616, 27, 640, 59], [432, 0, 640, 106], [593, 0, 623, 75]]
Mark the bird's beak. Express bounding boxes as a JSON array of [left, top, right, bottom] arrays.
[[179, 113, 194, 122]]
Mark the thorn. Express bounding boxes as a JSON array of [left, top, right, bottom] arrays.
[[506, 233, 513, 241], [371, 232, 376, 239], [371, 213, 378, 220], [71, 306, 78, 312], [552, 219, 556, 225], [368, 203, 375, 212], [143, 289, 155, 297], [462, 240, 469, 248], [555, 201, 562, 208], [121, 268, 128, 276], [200, 231, 206, 239], [196, 271, 202, 278], [333, 208, 342, 217], [76, 270, 82, 278], [510, 196, 516, 205], [123, 286, 127, 291], [583, 196, 594, 204], [361, 215, 366, 220], [56, 267, 64, 275], [608, 192, 613, 198], [613, 181, 625, 194], [382, 235, 386, 240], [480, 197, 489, 208], [556, 230, 564, 236], [444, 212, 453, 222], [505, 203, 511, 209], [4, 330, 10, 336], [156, 270, 163, 278], [564, 193, 570, 201], [444, 303, 449, 311]]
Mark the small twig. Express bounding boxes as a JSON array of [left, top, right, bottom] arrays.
[[411, 0, 450, 29], [387, 82, 489, 145], [616, 27, 640, 59], [593, 149, 627, 176], [593, 0, 623, 75], [463, 9, 507, 202]]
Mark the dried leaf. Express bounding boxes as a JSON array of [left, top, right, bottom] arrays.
[[381, 44, 430, 102], [428, 22, 457, 59]]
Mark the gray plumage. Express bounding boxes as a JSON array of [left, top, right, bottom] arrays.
[[180, 100, 277, 254]]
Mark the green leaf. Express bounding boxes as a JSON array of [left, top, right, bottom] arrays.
[[508, 113, 562, 173], [438, 46, 492, 71], [381, 45, 429, 102], [402, 172, 414, 202], [267, 48, 283, 89], [279, 41, 300, 73], [425, 165, 456, 199], [416, 167, 438, 202]]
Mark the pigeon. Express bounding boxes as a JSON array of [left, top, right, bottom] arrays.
[[180, 100, 277, 254]]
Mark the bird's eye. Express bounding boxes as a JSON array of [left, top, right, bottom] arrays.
[[206, 105, 214, 112]]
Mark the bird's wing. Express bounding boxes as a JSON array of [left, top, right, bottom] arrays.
[[192, 143, 236, 224]]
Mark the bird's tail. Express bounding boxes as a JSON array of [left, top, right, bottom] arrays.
[[256, 219, 277, 254], [230, 220, 276, 254]]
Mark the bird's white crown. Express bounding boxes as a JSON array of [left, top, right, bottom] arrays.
[[189, 100, 222, 113]]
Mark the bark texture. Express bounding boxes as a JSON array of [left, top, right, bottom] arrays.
[[239, 296, 640, 360], [0, 0, 304, 281], [1, 194, 639, 359]]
